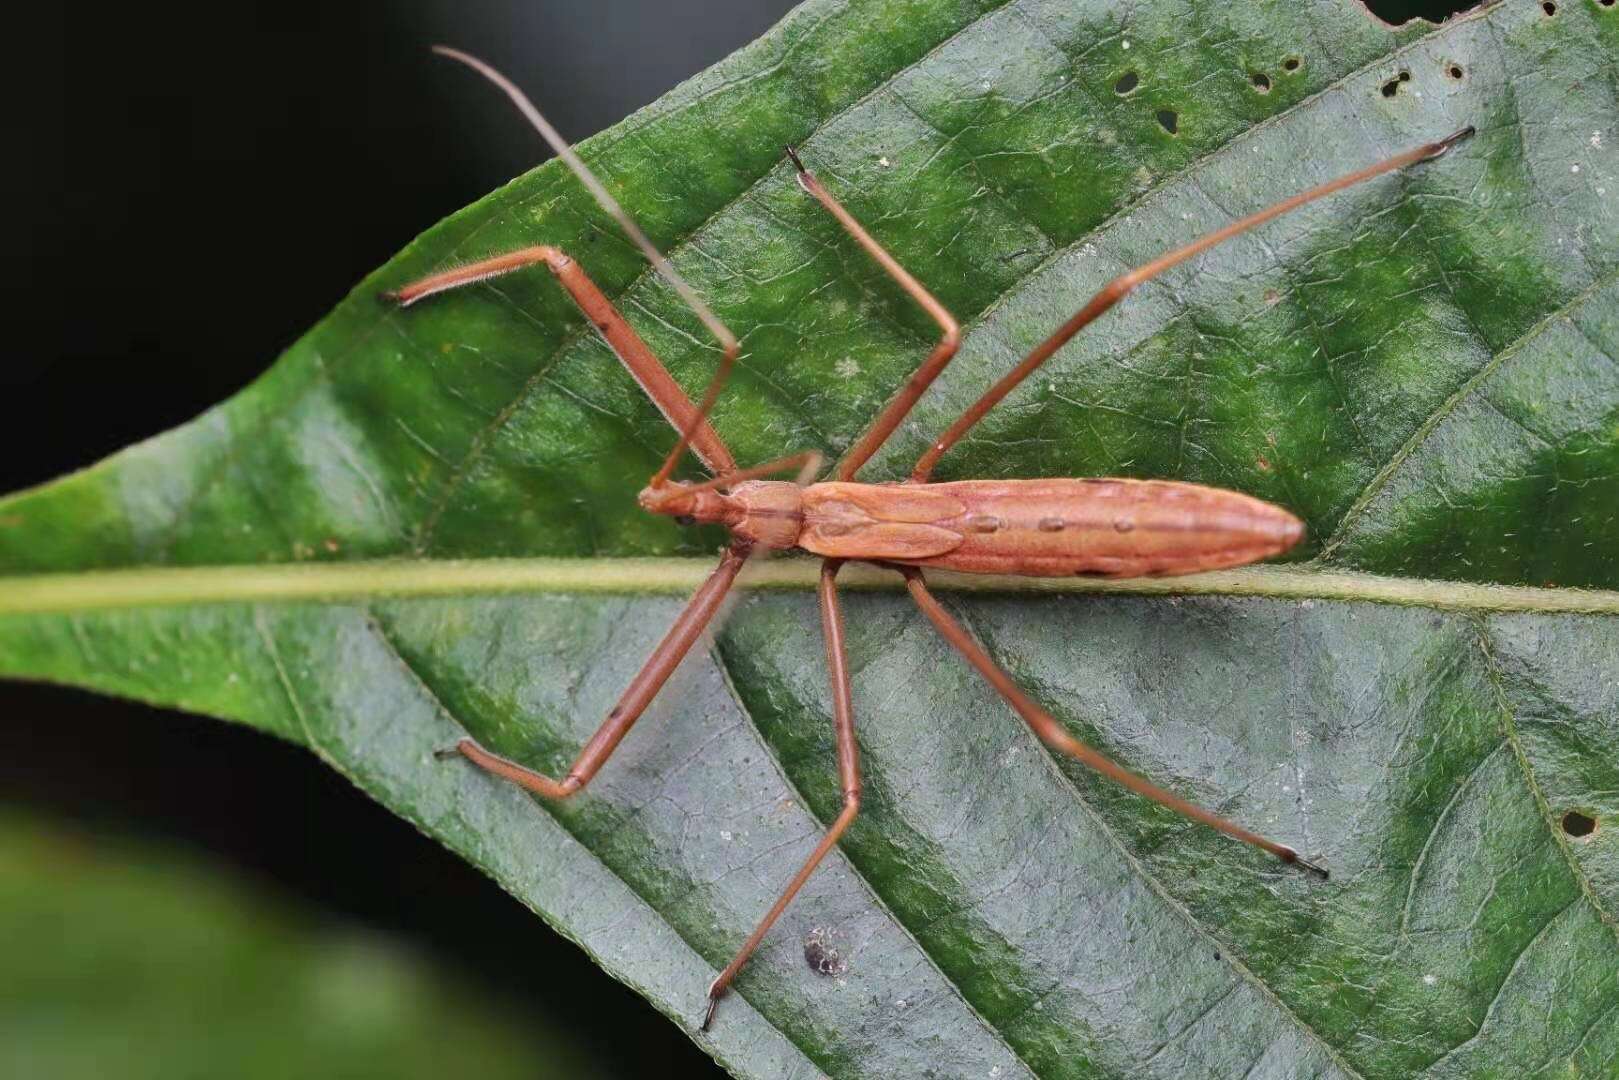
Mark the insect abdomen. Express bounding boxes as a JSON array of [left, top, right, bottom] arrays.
[[925, 478, 1303, 577], [800, 479, 1303, 577]]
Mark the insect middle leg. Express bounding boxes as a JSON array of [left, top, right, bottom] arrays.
[[900, 566, 1324, 875], [437, 543, 751, 800], [702, 558, 863, 1030], [786, 151, 960, 482]]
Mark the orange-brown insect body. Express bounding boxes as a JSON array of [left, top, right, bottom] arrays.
[[662, 477, 1304, 577], [396, 57, 1469, 1030]]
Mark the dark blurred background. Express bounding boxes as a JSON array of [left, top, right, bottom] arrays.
[[6, 2, 800, 1076]]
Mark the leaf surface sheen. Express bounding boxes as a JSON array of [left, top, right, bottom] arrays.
[[3, 1, 1618, 1077]]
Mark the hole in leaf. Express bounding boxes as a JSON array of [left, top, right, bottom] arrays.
[[1601, 0, 1615, 9], [1359, 1, 1486, 25], [1114, 70, 1139, 95], [1283, 56, 1301, 72], [1156, 109, 1178, 135], [1381, 78, 1400, 98], [1447, 64, 1463, 79], [1541, 1, 1556, 14], [1562, 810, 1597, 838], [1251, 72, 1272, 92]]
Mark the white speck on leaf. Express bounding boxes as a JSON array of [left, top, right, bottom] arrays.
[[836, 356, 861, 379]]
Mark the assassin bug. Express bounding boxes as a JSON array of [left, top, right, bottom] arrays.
[[390, 47, 1473, 1030]]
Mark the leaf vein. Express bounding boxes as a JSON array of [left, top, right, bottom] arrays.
[[1319, 265, 1619, 559]]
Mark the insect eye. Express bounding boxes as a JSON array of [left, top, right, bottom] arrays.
[[674, 514, 696, 527]]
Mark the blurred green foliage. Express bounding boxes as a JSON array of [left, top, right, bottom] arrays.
[[0, 813, 603, 1080]]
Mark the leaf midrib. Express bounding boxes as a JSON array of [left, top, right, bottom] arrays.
[[3, 559, 1616, 617]]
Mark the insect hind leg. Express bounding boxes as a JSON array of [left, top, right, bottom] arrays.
[[900, 565, 1328, 878]]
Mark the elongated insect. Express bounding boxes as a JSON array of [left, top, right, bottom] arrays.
[[391, 47, 1472, 1031]]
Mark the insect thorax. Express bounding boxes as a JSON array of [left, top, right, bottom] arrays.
[[724, 480, 804, 549]]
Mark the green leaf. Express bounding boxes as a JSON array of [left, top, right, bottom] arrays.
[[3, 0, 1617, 1076], [0, 811, 613, 1079]]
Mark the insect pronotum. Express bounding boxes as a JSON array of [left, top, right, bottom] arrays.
[[390, 47, 1473, 1031]]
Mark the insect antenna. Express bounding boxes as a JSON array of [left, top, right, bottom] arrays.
[[433, 46, 739, 486]]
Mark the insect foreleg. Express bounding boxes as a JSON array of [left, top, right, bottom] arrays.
[[438, 544, 751, 799], [702, 559, 862, 1030], [389, 244, 736, 476], [900, 566, 1326, 876], [410, 48, 743, 485]]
